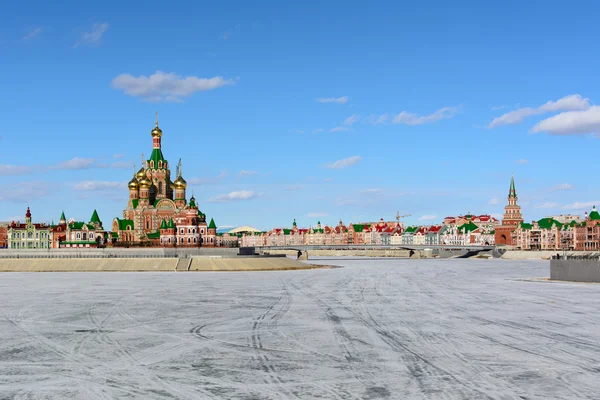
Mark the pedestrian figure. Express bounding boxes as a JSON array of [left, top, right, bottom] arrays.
[[297, 250, 302, 259]]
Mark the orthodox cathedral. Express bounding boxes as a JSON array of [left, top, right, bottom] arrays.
[[112, 114, 217, 247]]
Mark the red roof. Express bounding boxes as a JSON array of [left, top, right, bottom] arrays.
[[428, 225, 442, 233]]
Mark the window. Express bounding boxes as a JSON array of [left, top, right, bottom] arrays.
[[180, 229, 184, 234], [159, 181, 163, 194], [194, 238, 197, 243], [188, 229, 191, 234], [77, 233, 81, 239], [180, 238, 184, 243], [201, 229, 204, 234], [188, 238, 191, 243]]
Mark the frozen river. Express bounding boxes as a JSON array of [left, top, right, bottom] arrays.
[[1, 258, 599, 399]]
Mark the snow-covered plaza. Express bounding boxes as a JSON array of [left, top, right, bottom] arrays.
[[1, 258, 599, 399]]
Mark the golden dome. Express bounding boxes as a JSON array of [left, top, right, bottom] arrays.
[[128, 176, 139, 190], [151, 125, 162, 138], [138, 175, 152, 188], [174, 175, 187, 189], [136, 167, 147, 181]]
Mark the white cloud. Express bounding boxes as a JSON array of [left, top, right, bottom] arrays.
[[316, 96, 348, 104], [361, 188, 383, 194], [516, 159, 529, 165], [489, 94, 589, 128], [51, 157, 95, 170], [113, 153, 124, 159], [111, 71, 234, 102], [551, 183, 573, 191], [562, 201, 599, 210], [284, 184, 304, 191], [530, 106, 600, 136], [329, 126, 349, 133], [208, 190, 260, 203], [343, 114, 359, 126], [325, 156, 361, 169], [488, 197, 499, 205], [0, 182, 50, 202], [74, 23, 109, 47], [536, 202, 560, 209], [22, 27, 42, 41], [238, 170, 258, 178], [308, 212, 328, 218], [312, 128, 324, 133], [73, 181, 125, 191], [393, 106, 458, 125], [0, 164, 32, 176], [366, 114, 389, 125], [491, 105, 506, 111], [419, 215, 437, 221]]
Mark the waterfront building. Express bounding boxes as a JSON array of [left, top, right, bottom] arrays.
[[0, 224, 7, 248], [60, 210, 108, 248], [7, 208, 51, 249], [514, 218, 579, 250], [111, 115, 216, 247], [495, 176, 524, 246], [574, 206, 600, 251]]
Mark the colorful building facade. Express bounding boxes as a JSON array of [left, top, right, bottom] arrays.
[[111, 116, 216, 247], [6, 208, 52, 249]]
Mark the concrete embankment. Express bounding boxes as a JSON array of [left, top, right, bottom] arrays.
[[188, 256, 326, 271], [0, 256, 325, 272], [550, 259, 600, 282], [0, 258, 178, 272], [501, 250, 600, 260]]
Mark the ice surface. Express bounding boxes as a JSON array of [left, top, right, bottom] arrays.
[[1, 258, 599, 399]]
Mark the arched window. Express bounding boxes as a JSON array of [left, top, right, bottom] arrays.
[[201, 229, 204, 234], [146, 220, 150, 229], [188, 238, 191, 243], [194, 238, 197, 243], [168, 238, 171, 243], [188, 229, 191, 234], [77, 233, 81, 239], [28, 232, 33, 238], [180, 238, 184, 243], [158, 161, 162, 168], [159, 181, 163, 194]]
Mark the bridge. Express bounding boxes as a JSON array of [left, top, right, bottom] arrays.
[[255, 244, 495, 252]]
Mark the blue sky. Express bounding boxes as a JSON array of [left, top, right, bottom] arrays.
[[1, 0, 600, 230]]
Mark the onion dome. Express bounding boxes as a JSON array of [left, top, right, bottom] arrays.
[[151, 112, 162, 137], [136, 167, 147, 181], [128, 175, 139, 190], [138, 175, 152, 188], [174, 175, 187, 189], [189, 195, 196, 208]]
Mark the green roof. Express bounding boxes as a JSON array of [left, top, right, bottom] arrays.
[[404, 226, 418, 234], [132, 199, 139, 209], [488, 230, 495, 235], [147, 231, 160, 239], [68, 222, 97, 230], [90, 209, 101, 224], [189, 196, 196, 208], [160, 219, 167, 229], [208, 218, 217, 229], [589, 206, 600, 220], [167, 218, 175, 229], [353, 224, 364, 232], [537, 218, 562, 230], [292, 219, 297, 226], [111, 232, 118, 238], [60, 211, 66, 221], [520, 222, 533, 230], [148, 149, 166, 168], [313, 228, 324, 233], [283, 229, 292, 235], [116, 218, 134, 231], [458, 222, 479, 233]]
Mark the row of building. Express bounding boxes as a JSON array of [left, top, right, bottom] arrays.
[[1, 116, 598, 251]]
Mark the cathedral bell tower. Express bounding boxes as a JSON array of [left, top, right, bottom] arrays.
[[495, 175, 524, 246], [146, 112, 170, 202]]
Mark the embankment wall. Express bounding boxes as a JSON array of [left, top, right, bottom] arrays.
[[550, 259, 600, 283]]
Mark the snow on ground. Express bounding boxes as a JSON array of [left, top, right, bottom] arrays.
[[1, 258, 599, 399]]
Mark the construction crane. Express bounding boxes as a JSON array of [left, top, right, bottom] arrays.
[[396, 212, 411, 228]]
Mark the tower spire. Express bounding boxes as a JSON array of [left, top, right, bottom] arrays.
[[509, 175, 516, 198], [155, 111, 159, 128]]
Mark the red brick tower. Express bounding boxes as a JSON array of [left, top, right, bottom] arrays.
[[495, 175, 524, 246]]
